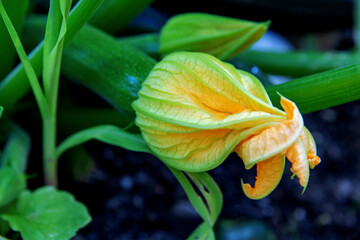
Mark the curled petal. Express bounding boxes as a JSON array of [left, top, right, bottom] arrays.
[[300, 127, 321, 169], [285, 139, 310, 191], [235, 97, 304, 169], [241, 154, 285, 199]]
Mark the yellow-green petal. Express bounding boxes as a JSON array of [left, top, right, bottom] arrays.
[[241, 154, 285, 200], [159, 13, 269, 60]]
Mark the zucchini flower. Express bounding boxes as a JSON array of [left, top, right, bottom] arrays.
[[132, 52, 320, 199]]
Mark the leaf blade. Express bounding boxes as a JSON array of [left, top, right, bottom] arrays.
[[1, 187, 91, 240], [0, 168, 26, 207], [56, 125, 151, 158]]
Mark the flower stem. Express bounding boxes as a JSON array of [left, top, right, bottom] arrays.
[[43, 116, 57, 186]]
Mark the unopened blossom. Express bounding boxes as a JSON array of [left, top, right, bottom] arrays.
[[132, 52, 320, 199]]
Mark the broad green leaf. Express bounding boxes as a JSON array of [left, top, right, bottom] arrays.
[[1, 186, 91, 240], [89, 0, 154, 34], [159, 13, 269, 60], [0, 106, 2, 118], [56, 125, 151, 159], [0, 235, 10, 240], [0, 168, 25, 207], [0, 0, 29, 80], [0, 125, 30, 172]]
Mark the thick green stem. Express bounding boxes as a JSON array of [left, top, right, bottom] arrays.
[[235, 50, 360, 77], [43, 117, 57, 186], [266, 63, 360, 114]]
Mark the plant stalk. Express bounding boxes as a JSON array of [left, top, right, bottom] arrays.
[[43, 117, 57, 186]]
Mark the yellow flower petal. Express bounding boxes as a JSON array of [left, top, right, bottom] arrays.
[[300, 127, 321, 169], [140, 121, 279, 171], [235, 97, 304, 169], [241, 154, 285, 200], [286, 139, 310, 191]]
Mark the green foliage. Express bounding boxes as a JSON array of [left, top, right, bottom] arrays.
[[0, 168, 26, 207], [0, 0, 104, 110], [89, 0, 154, 34], [267, 63, 360, 114], [1, 187, 91, 240], [57, 125, 151, 158], [0, 125, 30, 172], [0, 0, 29, 80], [236, 50, 360, 77], [170, 169, 223, 239]]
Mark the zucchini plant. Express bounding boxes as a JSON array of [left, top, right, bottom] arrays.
[[0, 0, 359, 239]]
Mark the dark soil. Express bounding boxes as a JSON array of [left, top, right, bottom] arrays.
[[64, 100, 360, 240]]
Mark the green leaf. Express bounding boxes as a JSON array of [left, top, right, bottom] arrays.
[[89, 0, 154, 34], [187, 222, 215, 240], [0, 168, 26, 207], [0, 106, 3, 118], [169, 168, 223, 238], [42, 0, 72, 115], [0, 0, 49, 119], [0, 0, 104, 110], [159, 13, 269, 60], [0, 125, 30, 173], [56, 125, 151, 158], [1, 186, 91, 240], [187, 172, 223, 225], [0, 0, 29, 80], [169, 168, 211, 225]]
